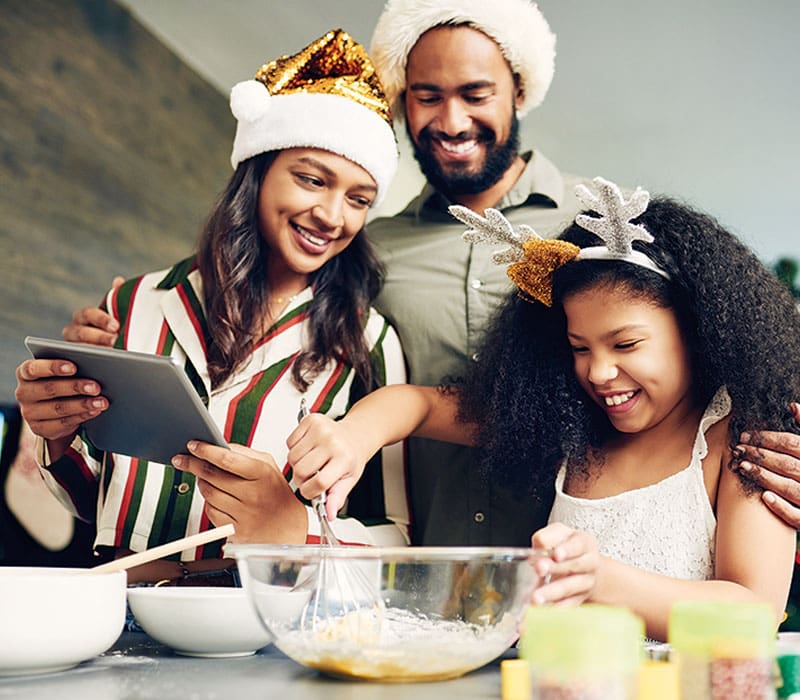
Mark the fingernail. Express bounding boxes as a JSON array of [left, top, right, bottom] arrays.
[[172, 455, 185, 468], [187, 440, 198, 451], [91, 399, 105, 409], [733, 446, 745, 457], [82, 383, 97, 394], [60, 363, 73, 374], [739, 461, 752, 473], [764, 491, 776, 504], [740, 431, 752, 442]]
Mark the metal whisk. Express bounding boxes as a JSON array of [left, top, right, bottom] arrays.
[[296, 398, 340, 547], [295, 398, 384, 639]]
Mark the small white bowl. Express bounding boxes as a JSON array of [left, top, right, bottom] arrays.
[[127, 586, 272, 657], [0, 567, 126, 676]]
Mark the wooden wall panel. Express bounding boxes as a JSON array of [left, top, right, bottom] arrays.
[[0, 0, 231, 401]]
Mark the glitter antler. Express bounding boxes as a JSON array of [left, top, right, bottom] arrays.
[[573, 177, 670, 280], [449, 205, 542, 264], [574, 177, 652, 253], [449, 204, 580, 306]]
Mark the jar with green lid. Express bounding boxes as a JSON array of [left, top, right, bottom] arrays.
[[669, 601, 777, 699], [776, 632, 800, 699], [519, 604, 644, 699]]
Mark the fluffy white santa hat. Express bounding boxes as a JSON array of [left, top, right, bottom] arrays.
[[370, 0, 556, 119], [229, 29, 398, 206]]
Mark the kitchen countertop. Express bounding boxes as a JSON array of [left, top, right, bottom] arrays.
[[0, 631, 512, 700]]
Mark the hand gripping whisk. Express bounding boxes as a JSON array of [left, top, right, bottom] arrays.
[[295, 398, 385, 641]]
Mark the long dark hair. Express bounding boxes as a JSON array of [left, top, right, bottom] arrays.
[[457, 196, 800, 501], [197, 152, 384, 391]]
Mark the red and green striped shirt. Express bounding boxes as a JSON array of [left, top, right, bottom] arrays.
[[38, 260, 410, 559]]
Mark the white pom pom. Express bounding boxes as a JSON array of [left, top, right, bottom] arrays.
[[229, 80, 271, 122]]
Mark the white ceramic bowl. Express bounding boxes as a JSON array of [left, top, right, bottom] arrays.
[[127, 586, 272, 657], [231, 545, 543, 682], [0, 567, 127, 676]]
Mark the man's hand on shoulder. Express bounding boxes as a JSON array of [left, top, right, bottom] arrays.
[[736, 402, 800, 529], [62, 276, 123, 347]]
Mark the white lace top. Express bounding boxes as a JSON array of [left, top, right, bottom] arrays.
[[548, 388, 731, 580]]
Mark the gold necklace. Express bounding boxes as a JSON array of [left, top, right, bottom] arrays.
[[268, 291, 302, 306]]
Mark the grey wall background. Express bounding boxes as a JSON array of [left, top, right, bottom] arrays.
[[1, 0, 797, 402], [0, 0, 232, 402], [120, 0, 799, 258]]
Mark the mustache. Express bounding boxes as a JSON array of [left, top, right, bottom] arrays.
[[416, 123, 496, 147]]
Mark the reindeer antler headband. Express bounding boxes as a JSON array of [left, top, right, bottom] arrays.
[[450, 177, 670, 306]]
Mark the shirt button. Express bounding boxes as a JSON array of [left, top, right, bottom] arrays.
[[471, 353, 480, 362], [470, 278, 483, 289], [473, 511, 485, 523], [176, 482, 191, 495]]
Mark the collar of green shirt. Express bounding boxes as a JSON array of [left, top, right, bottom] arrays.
[[410, 150, 565, 221]]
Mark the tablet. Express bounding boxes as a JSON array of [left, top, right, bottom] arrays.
[[25, 336, 228, 465]]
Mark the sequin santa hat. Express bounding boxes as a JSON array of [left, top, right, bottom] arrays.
[[229, 29, 398, 206], [370, 0, 556, 119]]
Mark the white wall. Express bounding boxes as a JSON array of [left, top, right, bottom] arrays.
[[121, 0, 799, 260]]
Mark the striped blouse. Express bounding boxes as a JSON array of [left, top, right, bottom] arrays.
[[37, 259, 410, 559]]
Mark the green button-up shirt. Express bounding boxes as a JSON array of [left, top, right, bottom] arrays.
[[368, 151, 589, 545]]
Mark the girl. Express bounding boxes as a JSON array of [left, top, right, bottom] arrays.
[[14, 30, 409, 583], [288, 177, 800, 640]]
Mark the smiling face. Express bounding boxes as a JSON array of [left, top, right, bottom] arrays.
[[403, 25, 523, 196], [564, 284, 697, 435], [257, 148, 376, 287]]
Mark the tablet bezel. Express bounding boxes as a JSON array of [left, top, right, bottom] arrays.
[[25, 336, 228, 465]]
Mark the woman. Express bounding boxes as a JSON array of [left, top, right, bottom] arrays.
[[14, 29, 409, 583]]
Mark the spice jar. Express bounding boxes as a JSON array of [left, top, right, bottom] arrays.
[[668, 601, 777, 699], [519, 605, 644, 700]]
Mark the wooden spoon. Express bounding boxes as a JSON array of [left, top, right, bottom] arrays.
[[91, 523, 235, 573]]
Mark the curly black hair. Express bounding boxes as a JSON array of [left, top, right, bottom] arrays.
[[457, 196, 800, 502]]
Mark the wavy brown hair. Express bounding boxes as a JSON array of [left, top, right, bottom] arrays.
[[197, 152, 384, 391]]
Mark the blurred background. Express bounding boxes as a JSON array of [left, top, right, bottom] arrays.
[[1, 0, 799, 403]]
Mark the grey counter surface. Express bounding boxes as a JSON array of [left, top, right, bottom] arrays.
[[0, 631, 511, 699]]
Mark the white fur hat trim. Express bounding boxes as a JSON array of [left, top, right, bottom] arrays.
[[229, 85, 398, 207], [370, 0, 556, 118]]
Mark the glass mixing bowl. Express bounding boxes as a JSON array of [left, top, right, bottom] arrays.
[[229, 544, 544, 682]]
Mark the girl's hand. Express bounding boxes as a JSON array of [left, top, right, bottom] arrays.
[[14, 359, 108, 457], [286, 413, 369, 520], [530, 522, 600, 606], [172, 442, 307, 543]]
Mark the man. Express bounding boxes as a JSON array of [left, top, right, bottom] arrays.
[[65, 0, 800, 546], [364, 0, 800, 546]]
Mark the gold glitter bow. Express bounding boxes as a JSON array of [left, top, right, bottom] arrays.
[[449, 205, 580, 306], [508, 239, 581, 306], [255, 29, 391, 124]]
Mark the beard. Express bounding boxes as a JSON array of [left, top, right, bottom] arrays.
[[408, 113, 520, 197]]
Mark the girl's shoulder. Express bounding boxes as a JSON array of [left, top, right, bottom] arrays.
[[698, 391, 733, 510]]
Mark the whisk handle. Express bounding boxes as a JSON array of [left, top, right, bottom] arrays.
[[312, 494, 340, 545]]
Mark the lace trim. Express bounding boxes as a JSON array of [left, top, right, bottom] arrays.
[[691, 386, 731, 462]]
